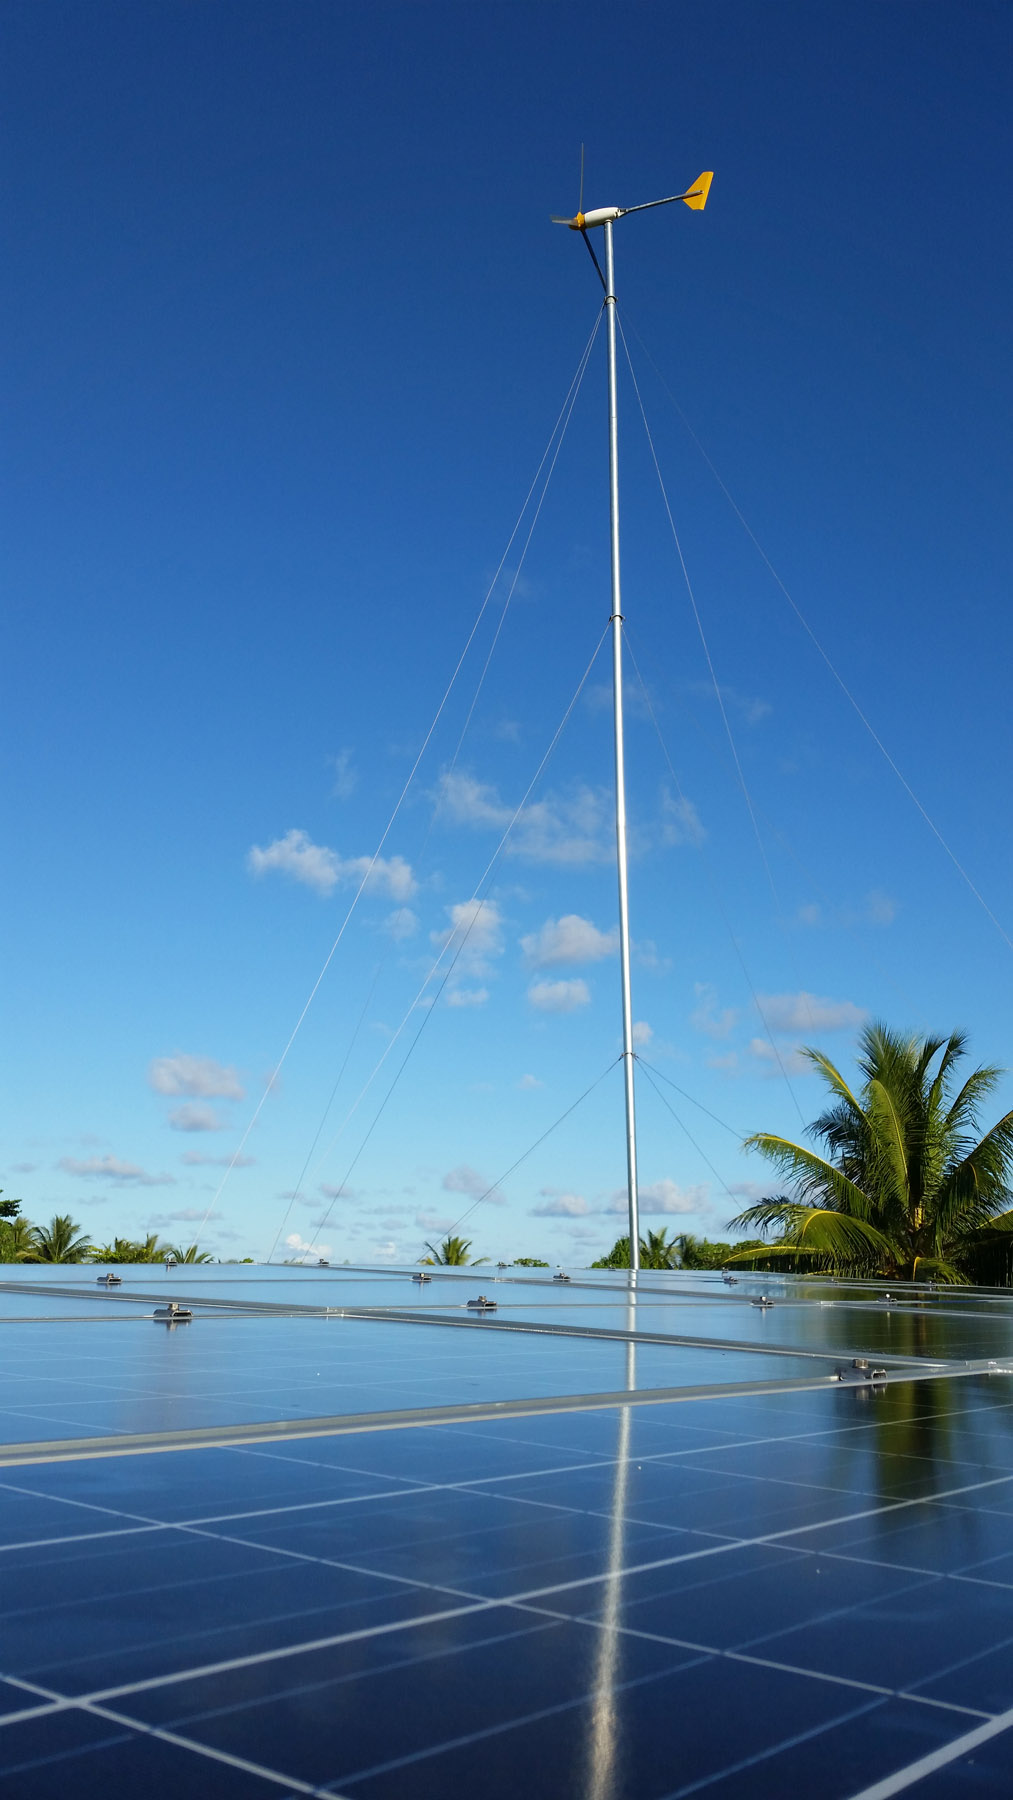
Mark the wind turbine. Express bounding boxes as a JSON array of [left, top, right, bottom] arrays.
[[553, 164, 713, 1274]]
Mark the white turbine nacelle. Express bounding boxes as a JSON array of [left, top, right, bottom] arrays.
[[568, 206, 622, 230]]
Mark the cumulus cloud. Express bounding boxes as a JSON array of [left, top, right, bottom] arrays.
[[168, 1104, 225, 1133], [662, 791, 706, 847], [431, 899, 504, 981], [180, 1151, 255, 1168], [285, 1232, 332, 1261], [149, 1054, 244, 1100], [690, 984, 739, 1040], [384, 907, 418, 942], [606, 1178, 708, 1215], [528, 978, 590, 1014], [442, 1165, 505, 1206], [446, 986, 489, 1008], [632, 1020, 653, 1049], [517, 1073, 543, 1090], [520, 914, 617, 969], [747, 1038, 812, 1078], [247, 829, 416, 901], [531, 1192, 589, 1217], [58, 1155, 175, 1187], [438, 772, 612, 866], [757, 992, 866, 1034], [415, 1210, 454, 1233]]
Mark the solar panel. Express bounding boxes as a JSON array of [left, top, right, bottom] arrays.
[[2, 1265, 1012, 1796]]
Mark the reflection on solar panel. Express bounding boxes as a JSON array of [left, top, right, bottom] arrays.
[[3, 1263, 1013, 1796]]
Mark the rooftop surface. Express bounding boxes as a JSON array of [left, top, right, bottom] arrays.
[[3, 1264, 1013, 1797]]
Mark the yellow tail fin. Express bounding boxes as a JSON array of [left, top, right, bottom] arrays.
[[682, 171, 713, 211]]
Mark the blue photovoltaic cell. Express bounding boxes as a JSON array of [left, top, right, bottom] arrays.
[[2, 1266, 1013, 1796]]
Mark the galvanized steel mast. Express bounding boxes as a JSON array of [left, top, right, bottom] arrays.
[[552, 170, 713, 1278]]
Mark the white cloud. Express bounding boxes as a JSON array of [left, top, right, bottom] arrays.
[[606, 1178, 707, 1215], [520, 913, 617, 969], [168, 1103, 225, 1133], [384, 907, 418, 942], [528, 978, 590, 1014], [690, 984, 739, 1040], [862, 890, 897, 926], [517, 1073, 543, 1090], [438, 772, 612, 866], [180, 1151, 256, 1168], [446, 986, 489, 1008], [757, 992, 866, 1034], [416, 1210, 455, 1233], [330, 749, 357, 799], [532, 1192, 589, 1217], [247, 829, 415, 901], [442, 1165, 505, 1206], [431, 899, 504, 980], [727, 1181, 768, 1203], [707, 1051, 740, 1074], [284, 1232, 332, 1261], [370, 1240, 399, 1260], [632, 1020, 653, 1049], [58, 1155, 175, 1187], [799, 892, 897, 931], [149, 1054, 244, 1100], [689, 682, 772, 727], [150, 1207, 222, 1224], [662, 791, 706, 847], [747, 1038, 812, 1078]]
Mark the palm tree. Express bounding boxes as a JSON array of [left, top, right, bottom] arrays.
[[165, 1244, 214, 1263], [29, 1214, 93, 1264], [639, 1228, 679, 1269], [591, 1231, 692, 1269], [422, 1235, 485, 1266], [0, 1216, 37, 1263], [88, 1233, 171, 1264], [728, 1025, 1013, 1283]]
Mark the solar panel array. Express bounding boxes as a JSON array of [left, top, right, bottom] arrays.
[[2, 1263, 1013, 1796]]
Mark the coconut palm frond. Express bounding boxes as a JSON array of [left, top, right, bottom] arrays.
[[741, 1134, 876, 1221], [726, 1196, 808, 1235], [723, 1242, 838, 1272], [935, 1110, 1013, 1238], [909, 1255, 969, 1285], [726, 1206, 893, 1275], [799, 1048, 865, 1118], [942, 1066, 1004, 1135], [865, 1078, 911, 1210]]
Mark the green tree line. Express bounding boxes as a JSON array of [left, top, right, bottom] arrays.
[[0, 1199, 213, 1265]]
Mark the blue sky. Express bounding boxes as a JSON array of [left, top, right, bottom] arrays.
[[3, 1, 1011, 1264]]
